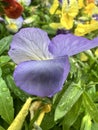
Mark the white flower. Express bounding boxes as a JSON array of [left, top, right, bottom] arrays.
[[5, 16, 24, 33], [16, 0, 31, 6]]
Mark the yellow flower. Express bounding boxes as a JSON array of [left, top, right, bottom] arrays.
[[84, 3, 97, 16], [49, 22, 63, 29], [60, 0, 79, 29], [60, 14, 74, 29], [80, 53, 88, 61], [49, 0, 59, 14], [7, 98, 32, 130], [6, 23, 18, 33], [78, 0, 85, 9], [95, 48, 98, 57], [92, 6, 98, 15], [75, 20, 98, 36], [86, 0, 95, 4], [36, 104, 51, 126], [95, 48, 98, 56]]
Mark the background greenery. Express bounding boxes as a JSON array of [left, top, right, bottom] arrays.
[[0, 0, 98, 130]]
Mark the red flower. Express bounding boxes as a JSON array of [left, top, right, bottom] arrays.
[[3, 0, 15, 6], [2, 0, 23, 19]]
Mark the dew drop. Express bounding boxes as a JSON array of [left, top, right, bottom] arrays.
[[60, 103, 65, 107], [1, 87, 7, 92], [6, 96, 11, 101]]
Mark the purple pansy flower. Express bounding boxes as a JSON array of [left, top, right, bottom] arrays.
[[92, 14, 98, 21], [8, 28, 98, 97], [0, 17, 5, 22], [59, 0, 62, 3], [56, 29, 71, 35]]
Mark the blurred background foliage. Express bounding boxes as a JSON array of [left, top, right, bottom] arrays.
[[0, 0, 98, 130]]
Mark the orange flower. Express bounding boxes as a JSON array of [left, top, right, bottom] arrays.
[[86, 0, 94, 4]]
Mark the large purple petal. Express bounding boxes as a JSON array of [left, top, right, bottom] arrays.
[[50, 34, 98, 57], [8, 28, 53, 64], [13, 56, 70, 97]]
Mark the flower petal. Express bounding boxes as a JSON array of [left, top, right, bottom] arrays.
[[8, 28, 53, 64], [50, 34, 98, 56], [13, 56, 70, 97], [17, 0, 31, 6], [6, 16, 23, 33]]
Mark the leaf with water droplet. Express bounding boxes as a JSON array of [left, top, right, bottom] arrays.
[[83, 92, 98, 122], [0, 78, 14, 124], [55, 81, 83, 121], [62, 96, 82, 130]]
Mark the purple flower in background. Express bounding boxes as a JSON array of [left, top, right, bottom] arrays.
[[92, 14, 98, 20], [59, 0, 62, 3], [0, 17, 5, 22], [56, 29, 71, 35], [8, 28, 98, 97]]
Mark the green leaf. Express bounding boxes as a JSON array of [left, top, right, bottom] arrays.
[[62, 96, 82, 130], [55, 81, 83, 121], [91, 123, 98, 130], [0, 68, 2, 77], [6, 75, 29, 102], [0, 35, 12, 55], [69, 57, 78, 78], [0, 78, 14, 124], [41, 109, 55, 130], [0, 126, 5, 130], [83, 92, 98, 122], [80, 114, 92, 130], [0, 56, 11, 65]]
